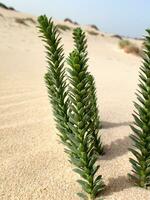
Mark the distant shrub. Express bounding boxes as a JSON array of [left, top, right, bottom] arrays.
[[119, 39, 131, 48], [73, 21, 78, 25], [119, 39, 143, 57], [0, 2, 15, 11], [124, 44, 139, 54], [15, 17, 36, 26], [124, 44, 143, 57], [57, 24, 71, 31], [0, 2, 7, 9], [90, 24, 99, 31], [8, 7, 15, 11], [15, 18, 28, 26], [25, 17, 36, 24], [112, 34, 122, 40], [133, 37, 144, 41], [64, 18, 73, 23], [64, 18, 79, 25], [88, 30, 99, 36]]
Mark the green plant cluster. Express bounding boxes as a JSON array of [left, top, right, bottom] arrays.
[[38, 15, 104, 200], [38, 14, 150, 199]]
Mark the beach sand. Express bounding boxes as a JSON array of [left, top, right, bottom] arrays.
[[0, 7, 150, 200]]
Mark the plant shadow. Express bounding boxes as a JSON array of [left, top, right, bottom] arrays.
[[101, 136, 131, 160], [101, 121, 133, 129], [103, 175, 133, 196]]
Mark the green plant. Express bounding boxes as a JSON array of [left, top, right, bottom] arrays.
[[38, 15, 104, 200], [86, 73, 104, 155], [129, 29, 150, 188], [67, 50, 104, 200], [57, 24, 71, 31], [72, 28, 103, 155], [119, 39, 130, 49]]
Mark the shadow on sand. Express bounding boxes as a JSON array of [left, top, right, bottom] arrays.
[[97, 121, 134, 196], [99, 121, 133, 160], [101, 121, 133, 129], [103, 175, 133, 196], [101, 136, 131, 160]]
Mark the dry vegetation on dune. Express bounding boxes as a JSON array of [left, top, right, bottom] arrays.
[[57, 24, 71, 31], [15, 17, 36, 26], [112, 34, 123, 40], [90, 24, 99, 31], [15, 18, 28, 26], [119, 39, 131, 48], [64, 18, 79, 25], [119, 39, 143, 57], [0, 2, 15, 11], [87, 30, 99, 36], [25, 17, 36, 24]]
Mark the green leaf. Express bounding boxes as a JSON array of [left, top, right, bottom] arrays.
[[129, 148, 142, 161], [93, 182, 104, 197], [77, 179, 92, 194], [76, 193, 88, 200], [132, 114, 143, 128], [89, 156, 97, 168], [146, 167, 150, 175], [73, 168, 88, 180], [91, 165, 100, 176], [130, 125, 142, 137]]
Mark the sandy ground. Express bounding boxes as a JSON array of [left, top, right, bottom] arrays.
[[0, 7, 150, 200]]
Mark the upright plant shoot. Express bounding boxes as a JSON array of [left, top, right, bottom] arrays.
[[72, 28, 104, 155], [38, 15, 104, 199], [129, 29, 150, 188]]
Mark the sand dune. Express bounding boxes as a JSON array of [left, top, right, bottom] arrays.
[[0, 7, 150, 200]]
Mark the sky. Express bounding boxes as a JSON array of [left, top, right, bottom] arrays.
[[2, 0, 150, 38]]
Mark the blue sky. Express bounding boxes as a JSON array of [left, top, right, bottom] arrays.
[[2, 0, 150, 37]]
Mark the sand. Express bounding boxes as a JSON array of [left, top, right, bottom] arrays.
[[0, 7, 150, 200]]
